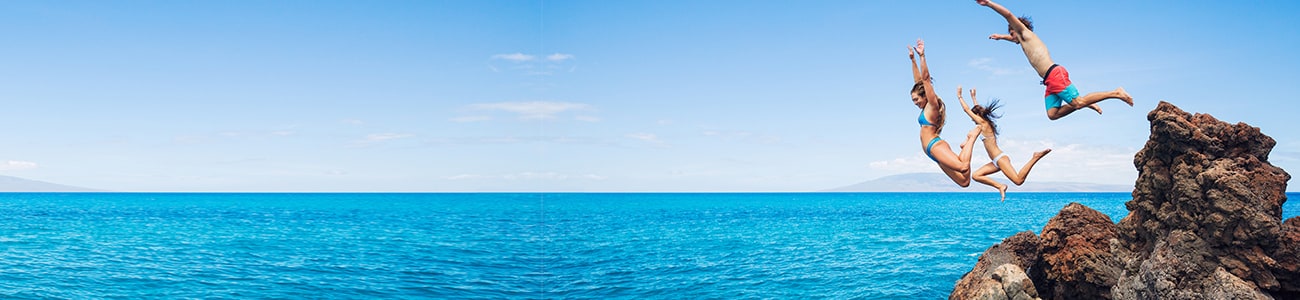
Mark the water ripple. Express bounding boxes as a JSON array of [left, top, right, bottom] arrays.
[[0, 192, 1294, 298]]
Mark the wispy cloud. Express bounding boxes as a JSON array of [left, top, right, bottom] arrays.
[[868, 154, 934, 173], [348, 133, 415, 147], [489, 52, 576, 75], [342, 119, 365, 126], [364, 133, 414, 142], [450, 115, 493, 123], [969, 57, 1032, 76], [443, 172, 606, 181], [0, 160, 38, 171], [444, 174, 489, 180], [492, 53, 535, 62], [701, 130, 781, 144], [626, 133, 665, 145], [173, 128, 300, 145], [466, 101, 592, 121], [547, 53, 575, 62]]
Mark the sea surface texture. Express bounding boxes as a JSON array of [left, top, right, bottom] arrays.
[[1, 192, 1296, 299]]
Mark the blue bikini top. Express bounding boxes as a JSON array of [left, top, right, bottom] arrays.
[[918, 110, 935, 127]]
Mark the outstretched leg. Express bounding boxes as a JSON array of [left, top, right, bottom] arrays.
[[1048, 87, 1131, 120], [998, 149, 1052, 186], [972, 163, 1007, 201], [1070, 87, 1133, 110]]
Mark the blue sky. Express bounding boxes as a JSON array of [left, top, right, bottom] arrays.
[[0, 1, 1297, 192]]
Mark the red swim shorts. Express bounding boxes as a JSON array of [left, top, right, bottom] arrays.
[[1042, 64, 1073, 97]]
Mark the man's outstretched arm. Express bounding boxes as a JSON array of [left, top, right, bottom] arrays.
[[988, 34, 1016, 43], [976, 0, 1029, 33]]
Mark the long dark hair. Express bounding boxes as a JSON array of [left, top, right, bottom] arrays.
[[912, 81, 945, 134], [972, 99, 1003, 135]]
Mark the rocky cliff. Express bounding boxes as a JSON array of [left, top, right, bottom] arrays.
[[950, 102, 1297, 299]]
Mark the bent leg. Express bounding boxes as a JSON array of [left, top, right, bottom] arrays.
[[931, 140, 970, 174], [973, 163, 1006, 200], [998, 149, 1052, 185], [932, 127, 981, 173], [1047, 106, 1077, 120], [932, 128, 982, 187], [941, 164, 972, 188]]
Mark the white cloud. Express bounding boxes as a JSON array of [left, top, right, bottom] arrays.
[[366, 133, 414, 141], [969, 57, 1032, 76], [627, 133, 664, 145], [701, 130, 780, 144], [468, 101, 592, 120], [574, 115, 601, 122], [342, 119, 365, 125], [547, 53, 575, 62], [868, 153, 934, 173], [489, 52, 575, 76], [492, 53, 535, 62], [173, 128, 299, 145], [355, 133, 415, 145], [505, 172, 564, 180], [0, 160, 38, 171], [450, 115, 493, 123], [444, 174, 489, 180], [444, 172, 606, 181]]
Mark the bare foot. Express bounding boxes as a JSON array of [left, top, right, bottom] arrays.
[[998, 185, 1008, 202], [1088, 104, 1102, 115], [1034, 148, 1053, 159], [1116, 87, 1134, 106]]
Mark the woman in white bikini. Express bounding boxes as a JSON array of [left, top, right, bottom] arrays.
[[957, 86, 1051, 201]]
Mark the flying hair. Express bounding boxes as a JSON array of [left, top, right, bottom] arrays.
[[971, 99, 1003, 135]]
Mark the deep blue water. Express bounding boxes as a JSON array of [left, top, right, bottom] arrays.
[[0, 192, 1296, 299]]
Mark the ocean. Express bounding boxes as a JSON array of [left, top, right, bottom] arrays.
[[1, 192, 1296, 299]]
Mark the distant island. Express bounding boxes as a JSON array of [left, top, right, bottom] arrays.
[[0, 175, 100, 192], [826, 173, 1131, 192]]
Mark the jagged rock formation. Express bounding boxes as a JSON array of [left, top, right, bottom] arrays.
[[950, 231, 1042, 300], [950, 102, 1297, 299]]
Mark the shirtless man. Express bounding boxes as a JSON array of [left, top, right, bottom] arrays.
[[975, 0, 1133, 120]]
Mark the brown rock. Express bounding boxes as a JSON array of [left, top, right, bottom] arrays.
[[950, 231, 1041, 300], [1114, 101, 1292, 297], [1273, 217, 1300, 297], [951, 101, 1298, 300], [1111, 230, 1270, 299], [1031, 203, 1121, 299]]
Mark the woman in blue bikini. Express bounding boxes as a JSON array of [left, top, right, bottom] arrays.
[[957, 86, 1051, 201], [909, 39, 981, 187]]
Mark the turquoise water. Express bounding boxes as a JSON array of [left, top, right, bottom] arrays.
[[0, 192, 1295, 299]]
